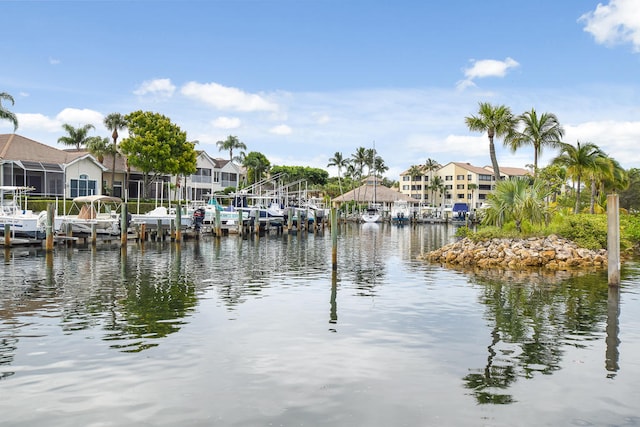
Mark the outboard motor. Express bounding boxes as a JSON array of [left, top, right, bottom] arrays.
[[193, 207, 205, 231]]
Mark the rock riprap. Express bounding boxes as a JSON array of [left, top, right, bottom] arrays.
[[421, 234, 607, 270]]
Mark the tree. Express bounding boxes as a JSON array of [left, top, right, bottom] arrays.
[[424, 158, 440, 202], [57, 123, 96, 150], [407, 165, 423, 201], [242, 151, 270, 184], [0, 92, 18, 131], [429, 175, 444, 208], [86, 136, 113, 163], [327, 152, 349, 196], [119, 111, 197, 198], [551, 141, 606, 214], [619, 168, 640, 211], [104, 113, 127, 195], [507, 109, 564, 176], [216, 135, 247, 162], [465, 102, 517, 183], [481, 177, 551, 232]]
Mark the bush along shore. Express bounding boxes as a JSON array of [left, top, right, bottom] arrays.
[[420, 234, 608, 270]]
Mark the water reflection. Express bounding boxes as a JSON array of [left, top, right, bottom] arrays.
[[459, 265, 611, 404], [0, 225, 639, 426]]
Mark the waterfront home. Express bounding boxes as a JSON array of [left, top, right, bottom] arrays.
[[0, 134, 106, 198]]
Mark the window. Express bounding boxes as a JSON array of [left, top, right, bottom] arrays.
[[457, 194, 465, 199], [479, 184, 491, 191], [403, 176, 410, 181], [402, 185, 409, 191], [468, 174, 472, 181], [445, 175, 453, 181], [456, 184, 465, 190], [457, 175, 465, 180], [445, 184, 453, 190], [479, 174, 492, 181], [70, 174, 97, 197], [467, 193, 473, 199]]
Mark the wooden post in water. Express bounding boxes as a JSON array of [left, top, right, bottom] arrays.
[[66, 222, 73, 247], [4, 224, 10, 247], [237, 209, 243, 236], [287, 207, 294, 233], [140, 223, 147, 242], [331, 207, 338, 270], [215, 209, 222, 238], [120, 203, 128, 246], [253, 209, 259, 236], [175, 204, 182, 242], [45, 203, 54, 251], [91, 223, 97, 246], [157, 219, 163, 242], [607, 194, 620, 286]]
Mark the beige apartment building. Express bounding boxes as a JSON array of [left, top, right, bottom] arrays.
[[399, 161, 529, 212]]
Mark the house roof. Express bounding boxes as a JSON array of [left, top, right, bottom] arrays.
[[484, 165, 530, 177], [332, 183, 415, 203], [0, 134, 88, 164]]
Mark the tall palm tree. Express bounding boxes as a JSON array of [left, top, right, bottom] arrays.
[[551, 141, 606, 214], [465, 102, 517, 183], [327, 151, 349, 196], [57, 123, 96, 150], [216, 135, 247, 162], [0, 92, 18, 131], [407, 165, 423, 201], [424, 158, 440, 202], [104, 113, 127, 195], [429, 175, 444, 208], [507, 109, 564, 176]]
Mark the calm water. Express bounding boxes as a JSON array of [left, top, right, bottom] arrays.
[[1, 224, 639, 427]]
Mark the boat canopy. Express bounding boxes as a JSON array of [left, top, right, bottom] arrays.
[[452, 203, 469, 213], [72, 195, 122, 204]]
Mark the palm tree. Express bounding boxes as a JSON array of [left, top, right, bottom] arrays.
[[104, 113, 127, 195], [407, 165, 423, 201], [588, 155, 629, 214], [429, 175, 444, 208], [482, 177, 551, 232], [465, 102, 517, 183], [551, 141, 606, 214], [57, 123, 96, 150], [216, 135, 247, 162], [507, 109, 564, 176], [0, 92, 18, 131], [86, 136, 113, 163], [424, 158, 440, 203], [327, 152, 349, 196]]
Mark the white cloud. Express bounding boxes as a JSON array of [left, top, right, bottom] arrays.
[[13, 113, 60, 132], [269, 124, 292, 135], [49, 57, 60, 65], [56, 108, 104, 127], [579, 0, 640, 52], [133, 78, 176, 98], [212, 116, 242, 129], [456, 57, 520, 90], [181, 81, 278, 112]]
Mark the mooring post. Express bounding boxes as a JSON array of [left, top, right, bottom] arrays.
[[215, 209, 222, 238], [4, 224, 10, 247], [331, 207, 338, 270], [237, 209, 243, 236], [607, 194, 620, 286], [120, 203, 128, 246], [175, 204, 182, 243], [156, 219, 163, 242], [91, 223, 97, 246], [45, 203, 54, 251], [253, 209, 259, 236]]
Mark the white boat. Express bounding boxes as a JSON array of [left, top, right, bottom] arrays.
[[130, 206, 193, 228], [56, 195, 123, 236], [0, 186, 47, 238], [390, 200, 411, 224], [361, 205, 381, 223], [188, 199, 249, 227]]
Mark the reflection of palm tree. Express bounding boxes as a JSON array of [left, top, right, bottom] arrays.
[[462, 270, 609, 405]]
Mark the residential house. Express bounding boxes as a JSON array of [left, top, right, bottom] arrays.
[[179, 151, 244, 201], [0, 134, 106, 198]]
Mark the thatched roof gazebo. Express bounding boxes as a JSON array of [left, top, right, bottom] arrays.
[[332, 177, 415, 213]]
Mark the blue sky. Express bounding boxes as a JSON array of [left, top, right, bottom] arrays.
[[2, 0, 639, 179]]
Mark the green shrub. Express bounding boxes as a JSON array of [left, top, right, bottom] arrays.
[[554, 214, 607, 250]]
